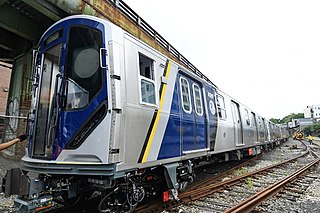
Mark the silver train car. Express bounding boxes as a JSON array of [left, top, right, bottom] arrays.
[[3, 15, 288, 212]]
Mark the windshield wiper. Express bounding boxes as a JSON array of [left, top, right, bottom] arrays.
[[47, 73, 62, 149]]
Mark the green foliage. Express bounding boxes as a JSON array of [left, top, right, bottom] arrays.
[[270, 113, 304, 124], [281, 113, 304, 123], [234, 167, 248, 176], [270, 118, 280, 124], [247, 177, 253, 189], [303, 124, 320, 136]]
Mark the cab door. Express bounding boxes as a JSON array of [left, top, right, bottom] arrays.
[[32, 43, 62, 158], [55, 23, 108, 159], [30, 19, 108, 160], [179, 74, 207, 153]]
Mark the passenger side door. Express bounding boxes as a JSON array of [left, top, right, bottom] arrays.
[[231, 101, 243, 146], [179, 73, 207, 153]]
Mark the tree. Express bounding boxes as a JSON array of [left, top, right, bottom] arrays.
[[270, 118, 280, 124], [269, 113, 304, 124], [280, 113, 304, 124], [303, 123, 320, 136]]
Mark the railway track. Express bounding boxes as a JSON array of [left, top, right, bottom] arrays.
[[136, 140, 320, 212], [133, 154, 262, 213], [42, 139, 318, 213], [223, 149, 319, 212]]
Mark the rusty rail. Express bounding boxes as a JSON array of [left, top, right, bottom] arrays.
[[177, 151, 308, 201], [136, 150, 309, 212], [187, 156, 261, 191], [224, 150, 320, 213], [135, 155, 261, 212]]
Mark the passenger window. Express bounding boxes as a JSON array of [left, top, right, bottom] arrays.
[[245, 109, 250, 125], [139, 53, 156, 105], [216, 94, 226, 119], [193, 84, 203, 116], [251, 112, 256, 126], [180, 77, 192, 113], [258, 117, 262, 130]]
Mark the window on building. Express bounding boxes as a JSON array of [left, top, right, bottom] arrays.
[[139, 53, 156, 105], [180, 77, 191, 113], [216, 94, 226, 119], [192, 84, 203, 116]]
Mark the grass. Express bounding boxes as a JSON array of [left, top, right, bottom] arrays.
[[247, 177, 253, 189]]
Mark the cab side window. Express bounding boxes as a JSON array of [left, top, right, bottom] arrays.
[[139, 53, 156, 105], [216, 94, 226, 119]]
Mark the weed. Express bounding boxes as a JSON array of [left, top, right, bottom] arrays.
[[247, 177, 253, 189], [234, 167, 247, 176]]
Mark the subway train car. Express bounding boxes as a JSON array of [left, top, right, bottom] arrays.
[[3, 15, 288, 212]]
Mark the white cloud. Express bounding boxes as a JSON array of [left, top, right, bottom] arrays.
[[124, 0, 320, 119]]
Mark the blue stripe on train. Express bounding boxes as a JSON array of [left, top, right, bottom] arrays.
[[157, 78, 181, 160]]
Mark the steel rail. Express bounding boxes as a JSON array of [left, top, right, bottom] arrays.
[[223, 150, 320, 213], [186, 155, 262, 191], [136, 150, 309, 212], [177, 150, 309, 201], [135, 155, 262, 212]]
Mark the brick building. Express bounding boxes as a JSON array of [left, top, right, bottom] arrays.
[[0, 57, 29, 158]]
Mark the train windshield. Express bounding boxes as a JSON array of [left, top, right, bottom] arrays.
[[65, 26, 103, 110]]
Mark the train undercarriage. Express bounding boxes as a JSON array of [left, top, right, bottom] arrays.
[[3, 160, 197, 212], [0, 143, 282, 213]]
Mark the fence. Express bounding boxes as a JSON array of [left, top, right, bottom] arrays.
[[0, 115, 27, 158]]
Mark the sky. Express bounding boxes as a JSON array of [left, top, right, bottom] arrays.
[[123, 0, 320, 119]]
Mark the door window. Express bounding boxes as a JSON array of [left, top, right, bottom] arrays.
[[192, 84, 203, 116], [180, 77, 192, 113], [251, 112, 257, 127], [244, 109, 250, 125]]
